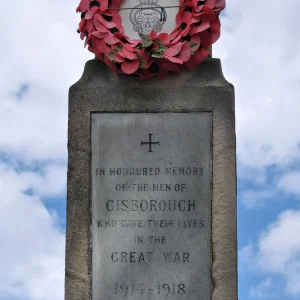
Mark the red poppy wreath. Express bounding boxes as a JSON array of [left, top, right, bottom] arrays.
[[77, 0, 225, 80]]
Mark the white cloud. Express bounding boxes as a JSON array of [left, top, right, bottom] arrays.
[[250, 278, 274, 299], [241, 189, 278, 209], [240, 168, 300, 210], [0, 1, 89, 299], [238, 165, 268, 185], [33, 164, 67, 197], [0, 162, 66, 199], [0, 0, 92, 163], [243, 209, 300, 297], [278, 171, 300, 196], [0, 164, 65, 300], [0, 85, 68, 163], [215, 0, 300, 167], [258, 210, 300, 274]]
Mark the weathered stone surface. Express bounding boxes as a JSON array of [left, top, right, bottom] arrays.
[[65, 58, 237, 300], [92, 113, 212, 300]]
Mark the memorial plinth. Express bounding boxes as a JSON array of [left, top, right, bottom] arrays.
[[65, 58, 237, 300]]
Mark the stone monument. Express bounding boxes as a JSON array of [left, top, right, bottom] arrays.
[[65, 1, 237, 300]]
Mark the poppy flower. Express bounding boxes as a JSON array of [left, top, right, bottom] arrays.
[[92, 35, 111, 55], [206, 12, 221, 43], [140, 62, 170, 80], [109, 13, 123, 31], [99, 11, 123, 34], [169, 30, 184, 45], [99, 0, 109, 12], [117, 47, 137, 60], [214, 0, 226, 14], [175, 11, 193, 37], [109, 0, 121, 9], [190, 33, 201, 51], [85, 6, 99, 19], [192, 0, 219, 12], [186, 48, 210, 70], [179, 42, 192, 62], [148, 60, 184, 80], [189, 7, 216, 35], [163, 42, 191, 64], [199, 29, 212, 48], [93, 13, 116, 29], [111, 47, 140, 74], [139, 69, 157, 81], [149, 31, 171, 44], [104, 55, 119, 73], [162, 62, 184, 73], [121, 59, 140, 74], [76, 0, 90, 12], [104, 32, 118, 45], [137, 48, 153, 69], [180, 0, 194, 9], [78, 18, 87, 32], [163, 44, 183, 63], [192, 0, 204, 12], [114, 33, 140, 47]]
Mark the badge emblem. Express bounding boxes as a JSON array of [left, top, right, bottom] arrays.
[[129, 0, 167, 38]]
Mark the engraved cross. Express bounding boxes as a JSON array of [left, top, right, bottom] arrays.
[[141, 134, 160, 153]]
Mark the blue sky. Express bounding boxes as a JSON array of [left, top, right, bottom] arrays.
[[1, 0, 300, 299]]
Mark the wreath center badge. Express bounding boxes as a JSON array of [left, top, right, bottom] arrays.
[[130, 0, 167, 38], [77, 0, 226, 80]]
